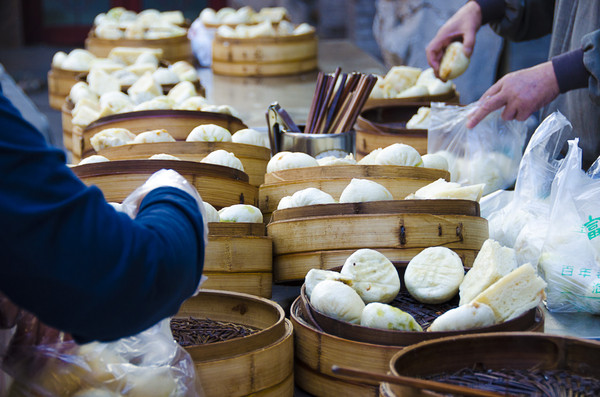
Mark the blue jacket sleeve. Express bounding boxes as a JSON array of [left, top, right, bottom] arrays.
[[0, 89, 205, 343]]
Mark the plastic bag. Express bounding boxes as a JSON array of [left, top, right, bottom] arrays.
[[2, 170, 207, 396], [5, 319, 202, 396], [484, 112, 572, 268], [428, 102, 528, 195], [187, 18, 216, 66], [538, 139, 600, 313]]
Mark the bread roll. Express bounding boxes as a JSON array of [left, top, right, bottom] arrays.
[[439, 42, 470, 81], [339, 178, 393, 203], [428, 302, 496, 332], [405, 247, 464, 304], [218, 204, 263, 223], [459, 239, 518, 305], [310, 280, 365, 324], [305, 269, 354, 299], [340, 248, 400, 303], [472, 263, 546, 322], [361, 302, 422, 331]]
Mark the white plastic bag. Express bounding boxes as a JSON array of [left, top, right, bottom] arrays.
[[187, 18, 216, 66], [538, 139, 600, 313], [428, 102, 528, 195]]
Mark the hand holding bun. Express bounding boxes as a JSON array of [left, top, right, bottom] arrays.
[[439, 41, 470, 81]]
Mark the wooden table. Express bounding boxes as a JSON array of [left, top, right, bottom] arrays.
[[197, 39, 387, 129]]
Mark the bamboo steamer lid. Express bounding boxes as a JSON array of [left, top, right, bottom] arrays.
[[97, 141, 270, 187], [70, 109, 247, 162], [71, 159, 257, 208], [259, 165, 450, 218], [176, 291, 293, 396]]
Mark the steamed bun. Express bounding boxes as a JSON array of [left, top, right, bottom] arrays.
[[186, 124, 232, 142], [78, 155, 110, 165], [439, 42, 470, 81], [375, 143, 423, 167], [149, 153, 181, 161], [317, 154, 356, 166], [340, 249, 400, 304], [90, 128, 136, 151], [310, 280, 365, 324], [203, 202, 220, 223], [421, 153, 449, 171], [266, 152, 318, 173], [231, 128, 270, 148], [218, 204, 263, 223], [132, 129, 175, 144], [277, 188, 336, 210], [201, 149, 244, 171], [338, 178, 393, 203], [357, 148, 382, 165], [361, 303, 422, 331], [305, 269, 354, 300], [428, 302, 496, 332]]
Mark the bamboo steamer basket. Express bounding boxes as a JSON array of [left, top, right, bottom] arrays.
[[47, 67, 204, 111], [71, 159, 258, 208], [203, 223, 272, 298], [363, 90, 460, 110], [355, 103, 430, 158], [268, 200, 487, 282], [67, 109, 247, 163], [85, 31, 193, 63], [62, 102, 75, 152], [175, 290, 293, 397], [212, 31, 318, 77], [258, 165, 450, 219], [384, 332, 600, 397], [97, 141, 270, 187]]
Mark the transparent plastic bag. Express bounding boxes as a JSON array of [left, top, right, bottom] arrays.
[[538, 139, 600, 313], [5, 319, 202, 397], [483, 112, 572, 268], [428, 102, 528, 195], [188, 18, 215, 66]]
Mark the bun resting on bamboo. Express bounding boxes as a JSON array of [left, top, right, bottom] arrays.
[[201, 149, 244, 171], [375, 143, 423, 167], [186, 124, 232, 142], [421, 153, 449, 171], [90, 128, 136, 151], [304, 269, 354, 299], [203, 202, 220, 223], [406, 107, 431, 130], [360, 302, 422, 331], [133, 96, 174, 111], [78, 155, 110, 165], [428, 302, 496, 332], [357, 148, 382, 165], [404, 247, 464, 304], [231, 128, 270, 148], [174, 96, 210, 111], [131, 129, 175, 144], [218, 204, 263, 223], [317, 154, 356, 166], [406, 178, 484, 202], [276, 187, 336, 210], [339, 178, 393, 203], [439, 41, 470, 81], [266, 151, 318, 173], [340, 248, 400, 304], [310, 279, 365, 324], [148, 153, 181, 161]]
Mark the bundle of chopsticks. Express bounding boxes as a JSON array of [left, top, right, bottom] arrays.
[[302, 67, 377, 134]]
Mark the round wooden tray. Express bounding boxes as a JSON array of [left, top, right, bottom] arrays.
[[291, 297, 397, 396], [85, 30, 193, 63], [212, 31, 318, 77], [176, 290, 293, 396], [259, 165, 450, 217], [204, 222, 272, 298], [355, 103, 429, 158], [68, 109, 247, 162], [386, 332, 600, 397], [97, 141, 270, 187], [71, 159, 258, 208], [300, 264, 544, 346]]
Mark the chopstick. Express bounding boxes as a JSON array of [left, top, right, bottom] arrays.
[[331, 366, 505, 397]]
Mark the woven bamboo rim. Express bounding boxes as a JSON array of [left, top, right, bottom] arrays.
[[363, 91, 459, 110], [386, 332, 600, 397], [295, 360, 379, 397], [97, 141, 270, 187]]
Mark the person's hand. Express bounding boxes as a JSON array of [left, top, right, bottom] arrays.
[[426, 1, 482, 79], [467, 61, 560, 128]]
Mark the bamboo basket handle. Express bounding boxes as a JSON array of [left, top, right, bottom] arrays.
[[331, 366, 505, 397]]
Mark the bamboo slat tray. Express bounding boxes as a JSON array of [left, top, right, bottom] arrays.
[[385, 332, 600, 397], [67, 108, 247, 162], [47, 67, 204, 111], [259, 165, 450, 218], [268, 200, 487, 281], [71, 159, 258, 208], [204, 222, 272, 298], [176, 291, 293, 397], [291, 297, 397, 396], [85, 31, 193, 63], [97, 141, 270, 187], [355, 103, 429, 158], [212, 31, 318, 77], [363, 91, 459, 110]]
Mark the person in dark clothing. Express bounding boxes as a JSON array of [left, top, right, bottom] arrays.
[[0, 85, 206, 344], [427, 0, 600, 169]]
